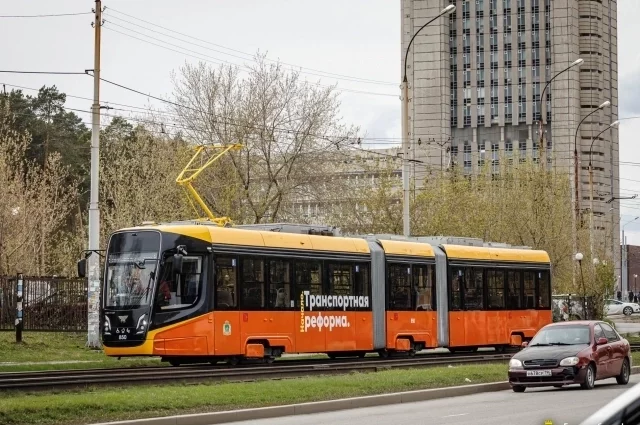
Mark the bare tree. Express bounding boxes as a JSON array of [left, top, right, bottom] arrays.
[[170, 54, 360, 224]]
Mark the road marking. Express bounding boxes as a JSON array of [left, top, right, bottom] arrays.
[[442, 413, 469, 418]]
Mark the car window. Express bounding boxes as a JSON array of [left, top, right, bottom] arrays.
[[600, 322, 620, 342], [594, 324, 605, 341]]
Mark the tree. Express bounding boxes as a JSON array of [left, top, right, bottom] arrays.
[[99, 117, 193, 243], [0, 103, 78, 276], [170, 54, 359, 224]]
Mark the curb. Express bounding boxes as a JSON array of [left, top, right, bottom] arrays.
[[91, 366, 640, 425]]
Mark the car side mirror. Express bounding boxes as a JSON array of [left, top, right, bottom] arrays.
[[172, 254, 183, 275], [521, 341, 528, 348], [597, 337, 608, 345], [77, 258, 87, 278]]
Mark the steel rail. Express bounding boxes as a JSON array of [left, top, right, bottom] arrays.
[[0, 352, 512, 391]]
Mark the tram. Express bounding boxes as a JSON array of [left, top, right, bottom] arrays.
[[78, 222, 552, 365]]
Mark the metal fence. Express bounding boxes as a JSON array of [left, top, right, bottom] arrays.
[[552, 294, 597, 322], [0, 276, 87, 331]]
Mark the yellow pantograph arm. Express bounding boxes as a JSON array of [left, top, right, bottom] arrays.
[[176, 143, 242, 224]]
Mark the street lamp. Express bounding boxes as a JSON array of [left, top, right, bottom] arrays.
[[587, 120, 620, 263], [537, 58, 583, 165], [573, 100, 611, 219], [575, 252, 587, 318], [634, 274, 638, 294], [622, 216, 639, 296], [401, 3, 456, 237]]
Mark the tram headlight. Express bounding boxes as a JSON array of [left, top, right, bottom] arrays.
[[560, 356, 579, 366], [509, 358, 523, 369], [104, 316, 111, 335], [136, 314, 147, 334]]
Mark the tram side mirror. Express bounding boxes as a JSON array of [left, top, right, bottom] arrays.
[[172, 254, 184, 275], [77, 258, 87, 278]]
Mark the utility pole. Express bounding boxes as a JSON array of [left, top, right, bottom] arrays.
[[401, 80, 410, 237], [87, 0, 102, 348]]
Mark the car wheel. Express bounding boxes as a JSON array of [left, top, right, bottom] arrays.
[[624, 306, 633, 316], [617, 358, 630, 385], [512, 385, 526, 393], [581, 364, 596, 390]]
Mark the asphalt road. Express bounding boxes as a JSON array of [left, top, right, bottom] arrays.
[[226, 375, 640, 425]]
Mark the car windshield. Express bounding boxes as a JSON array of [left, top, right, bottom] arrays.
[[529, 325, 591, 346]]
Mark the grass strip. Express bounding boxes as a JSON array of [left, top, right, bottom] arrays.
[[0, 362, 508, 425]]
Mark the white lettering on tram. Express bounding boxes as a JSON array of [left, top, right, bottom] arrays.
[[304, 313, 350, 332], [303, 291, 369, 311]]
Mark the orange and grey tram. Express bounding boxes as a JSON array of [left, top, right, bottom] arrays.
[[79, 222, 552, 365]]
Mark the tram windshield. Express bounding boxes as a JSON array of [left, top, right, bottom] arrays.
[[104, 231, 160, 309]]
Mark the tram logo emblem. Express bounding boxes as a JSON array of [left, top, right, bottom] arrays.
[[118, 316, 127, 323], [222, 320, 231, 336]]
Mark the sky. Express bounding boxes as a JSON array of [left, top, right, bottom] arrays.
[[2, 0, 640, 244]]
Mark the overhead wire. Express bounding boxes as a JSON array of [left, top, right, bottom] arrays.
[[0, 12, 92, 18], [104, 7, 397, 86]]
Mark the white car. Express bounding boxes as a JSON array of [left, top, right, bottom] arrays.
[[604, 298, 640, 316]]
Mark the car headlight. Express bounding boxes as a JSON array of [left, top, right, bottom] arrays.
[[559, 356, 579, 366], [509, 358, 523, 368]]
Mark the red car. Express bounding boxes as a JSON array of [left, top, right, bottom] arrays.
[[507, 320, 631, 392]]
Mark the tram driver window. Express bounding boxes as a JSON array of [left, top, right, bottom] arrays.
[[156, 255, 203, 310], [215, 256, 237, 309]]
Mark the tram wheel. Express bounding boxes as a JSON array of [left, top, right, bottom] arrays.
[[169, 360, 181, 367]]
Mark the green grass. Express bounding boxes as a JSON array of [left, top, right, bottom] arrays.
[[0, 362, 509, 425], [0, 332, 164, 372]]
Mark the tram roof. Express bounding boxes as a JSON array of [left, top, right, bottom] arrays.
[[441, 244, 551, 263]]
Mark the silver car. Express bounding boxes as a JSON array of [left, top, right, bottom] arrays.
[[579, 380, 640, 424]]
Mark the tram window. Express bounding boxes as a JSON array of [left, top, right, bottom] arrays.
[[388, 263, 411, 310], [294, 260, 322, 308], [464, 268, 484, 310], [240, 257, 265, 309], [487, 269, 505, 309], [268, 259, 292, 309], [156, 255, 204, 310], [506, 270, 522, 309], [524, 271, 535, 308], [537, 270, 550, 308], [215, 256, 237, 310], [328, 263, 353, 296], [354, 263, 371, 301], [413, 264, 435, 311], [450, 267, 463, 310]]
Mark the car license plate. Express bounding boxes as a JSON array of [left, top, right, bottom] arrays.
[[526, 370, 552, 377]]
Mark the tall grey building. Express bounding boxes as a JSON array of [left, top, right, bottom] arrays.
[[401, 0, 620, 280]]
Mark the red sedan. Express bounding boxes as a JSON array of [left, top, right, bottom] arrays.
[[507, 320, 631, 392]]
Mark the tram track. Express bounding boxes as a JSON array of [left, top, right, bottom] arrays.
[[3, 344, 639, 392], [0, 351, 513, 391]]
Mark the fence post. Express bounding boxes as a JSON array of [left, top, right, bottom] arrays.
[[15, 273, 23, 343]]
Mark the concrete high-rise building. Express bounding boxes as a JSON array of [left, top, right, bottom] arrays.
[[401, 0, 620, 280]]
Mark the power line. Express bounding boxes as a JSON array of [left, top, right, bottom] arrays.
[[0, 70, 89, 75], [101, 25, 397, 98], [104, 7, 396, 87], [0, 12, 92, 18]]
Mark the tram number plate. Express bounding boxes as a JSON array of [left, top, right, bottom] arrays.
[[526, 370, 552, 377]]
